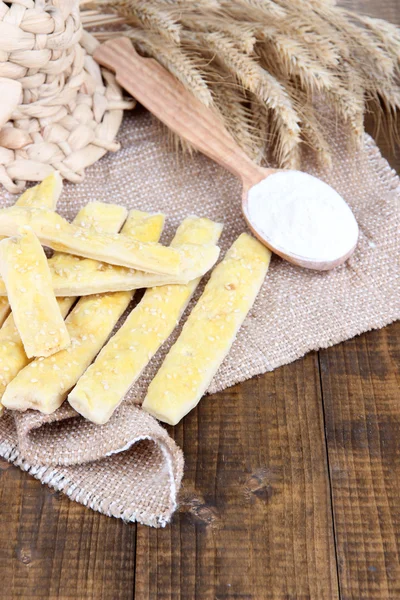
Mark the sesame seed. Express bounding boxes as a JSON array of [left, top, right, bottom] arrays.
[[30, 378, 38, 383]]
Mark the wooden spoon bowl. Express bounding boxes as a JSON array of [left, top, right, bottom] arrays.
[[94, 37, 359, 271]]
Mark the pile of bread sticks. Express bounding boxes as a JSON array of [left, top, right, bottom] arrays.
[[0, 173, 271, 426]]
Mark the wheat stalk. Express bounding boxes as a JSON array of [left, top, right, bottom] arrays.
[[125, 28, 214, 107], [83, 0, 400, 169]]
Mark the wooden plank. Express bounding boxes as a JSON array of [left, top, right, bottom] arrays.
[[320, 322, 400, 599], [0, 461, 136, 600], [135, 353, 339, 599], [341, 0, 400, 26], [324, 2, 400, 597]]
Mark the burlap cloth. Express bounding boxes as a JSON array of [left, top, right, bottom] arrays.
[[0, 108, 399, 526]]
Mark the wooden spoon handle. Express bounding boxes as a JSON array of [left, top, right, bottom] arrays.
[[94, 37, 265, 185]]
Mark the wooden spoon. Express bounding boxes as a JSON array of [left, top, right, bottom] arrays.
[[94, 38, 359, 271]]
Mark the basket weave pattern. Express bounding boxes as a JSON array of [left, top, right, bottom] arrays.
[[0, 0, 133, 193]]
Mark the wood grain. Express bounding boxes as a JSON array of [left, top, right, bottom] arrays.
[[320, 323, 400, 599], [135, 354, 339, 600], [0, 462, 136, 599]]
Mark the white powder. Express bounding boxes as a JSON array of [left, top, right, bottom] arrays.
[[245, 171, 359, 262]]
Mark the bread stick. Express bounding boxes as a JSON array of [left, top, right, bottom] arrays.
[[0, 172, 63, 326], [0, 250, 222, 297], [2, 211, 165, 414], [0, 206, 219, 276], [0, 202, 127, 415], [68, 217, 222, 424], [13, 171, 63, 211], [142, 234, 271, 425], [46, 242, 222, 296], [0, 228, 71, 357]]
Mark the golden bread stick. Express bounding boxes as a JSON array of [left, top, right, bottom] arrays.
[[41, 241, 221, 296], [0, 296, 74, 416], [68, 217, 222, 424], [2, 211, 165, 414], [0, 228, 71, 357], [0, 251, 222, 297], [142, 234, 271, 425], [13, 172, 63, 211], [0, 206, 219, 276], [0, 172, 63, 326], [0, 202, 127, 415]]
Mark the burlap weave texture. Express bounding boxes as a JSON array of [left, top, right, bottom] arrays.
[[0, 109, 399, 526]]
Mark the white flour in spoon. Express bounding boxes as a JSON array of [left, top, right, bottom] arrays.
[[245, 171, 359, 262]]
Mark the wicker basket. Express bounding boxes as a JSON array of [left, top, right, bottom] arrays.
[[0, 0, 133, 193]]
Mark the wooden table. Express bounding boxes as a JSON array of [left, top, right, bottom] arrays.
[[1, 1, 399, 598]]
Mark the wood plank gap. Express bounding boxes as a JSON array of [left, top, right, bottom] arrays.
[[318, 350, 343, 600]]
